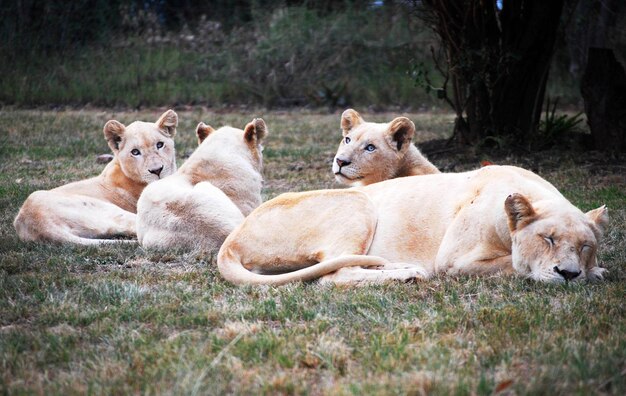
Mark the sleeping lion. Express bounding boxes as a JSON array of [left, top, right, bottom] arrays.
[[217, 165, 608, 285]]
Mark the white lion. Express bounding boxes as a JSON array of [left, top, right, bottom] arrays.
[[217, 165, 608, 285], [136, 118, 267, 251], [332, 109, 439, 186], [14, 110, 178, 245]]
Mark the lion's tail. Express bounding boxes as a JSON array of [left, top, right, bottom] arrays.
[[217, 246, 387, 286]]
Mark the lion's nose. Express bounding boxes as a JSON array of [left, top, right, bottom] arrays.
[[149, 166, 164, 177], [335, 158, 351, 167], [553, 266, 581, 281]]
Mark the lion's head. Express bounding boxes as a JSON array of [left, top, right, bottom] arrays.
[[332, 109, 419, 186], [189, 118, 267, 216], [505, 193, 609, 283], [194, 117, 266, 173], [103, 109, 178, 184]]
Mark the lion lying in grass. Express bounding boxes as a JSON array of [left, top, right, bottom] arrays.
[[13, 110, 178, 245], [332, 109, 439, 186], [217, 165, 608, 285], [136, 119, 267, 251]]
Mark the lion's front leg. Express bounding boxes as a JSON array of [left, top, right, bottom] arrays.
[[318, 261, 430, 285], [433, 205, 515, 276], [436, 245, 514, 276]]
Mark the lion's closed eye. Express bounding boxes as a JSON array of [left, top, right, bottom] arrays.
[[542, 235, 555, 247], [580, 244, 593, 254]]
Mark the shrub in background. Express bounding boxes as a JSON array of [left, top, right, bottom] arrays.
[[0, 0, 588, 110], [0, 1, 434, 108]]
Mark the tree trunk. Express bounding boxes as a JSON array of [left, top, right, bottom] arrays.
[[566, 0, 593, 77], [418, 0, 565, 146], [591, 0, 618, 48], [581, 48, 626, 153], [414, 0, 564, 145], [489, 0, 564, 143]]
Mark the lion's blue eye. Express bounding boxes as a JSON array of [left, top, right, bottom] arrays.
[[131, 149, 141, 156], [345, 137, 351, 144], [365, 144, 376, 152], [156, 141, 164, 149]]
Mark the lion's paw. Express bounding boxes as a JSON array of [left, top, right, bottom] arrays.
[[319, 265, 429, 285], [588, 267, 608, 281]]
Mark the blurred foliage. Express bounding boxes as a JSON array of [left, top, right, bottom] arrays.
[[0, 0, 382, 54], [0, 1, 435, 108], [1, 0, 125, 54], [0, 0, 611, 110]]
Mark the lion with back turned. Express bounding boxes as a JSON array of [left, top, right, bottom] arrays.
[[136, 118, 267, 251]]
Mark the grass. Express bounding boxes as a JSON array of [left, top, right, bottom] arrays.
[[1, 108, 625, 394]]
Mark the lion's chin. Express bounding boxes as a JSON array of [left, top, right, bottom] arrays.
[[529, 269, 587, 283], [143, 174, 163, 184], [334, 172, 363, 182], [335, 175, 365, 187]]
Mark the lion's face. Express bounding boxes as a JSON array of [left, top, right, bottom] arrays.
[[505, 194, 609, 283], [332, 109, 415, 186], [103, 110, 178, 184]]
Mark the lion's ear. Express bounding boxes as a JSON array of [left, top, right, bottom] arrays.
[[386, 116, 415, 152], [156, 109, 178, 137], [505, 193, 537, 231], [341, 109, 363, 136], [103, 120, 126, 153], [244, 118, 267, 144], [586, 205, 609, 235], [196, 122, 215, 145]]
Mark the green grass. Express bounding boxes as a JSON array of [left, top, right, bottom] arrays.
[[1, 109, 625, 394]]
